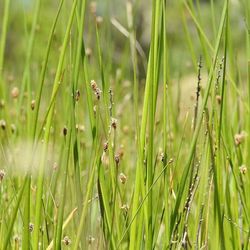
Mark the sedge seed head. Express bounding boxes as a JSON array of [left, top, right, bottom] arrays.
[[119, 172, 127, 184], [75, 90, 80, 101], [29, 223, 34, 232], [31, 100, 35, 110], [103, 141, 108, 152], [11, 87, 19, 99], [62, 236, 71, 246], [76, 124, 85, 133], [91, 80, 97, 90], [0, 119, 6, 130], [216, 95, 221, 104], [95, 88, 102, 100], [239, 165, 247, 175], [96, 16, 103, 27], [234, 131, 247, 146], [14, 235, 20, 243], [160, 152, 165, 163], [115, 154, 120, 165], [85, 47, 92, 58], [0, 169, 5, 182], [88, 235, 95, 245], [63, 126, 68, 136], [111, 118, 117, 129], [11, 124, 16, 134], [120, 204, 129, 213], [90, 80, 102, 100]]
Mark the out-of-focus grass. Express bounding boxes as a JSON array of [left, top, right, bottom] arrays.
[[0, 0, 250, 249]]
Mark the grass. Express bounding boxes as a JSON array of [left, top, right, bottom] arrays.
[[0, 0, 250, 249]]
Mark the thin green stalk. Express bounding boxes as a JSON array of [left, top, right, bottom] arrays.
[[146, 0, 157, 246], [22, 176, 31, 249], [2, 178, 27, 250], [118, 160, 172, 248], [70, 2, 87, 234], [0, 0, 10, 97], [32, 0, 65, 139], [18, 0, 41, 136], [73, 102, 101, 249], [170, 0, 228, 233], [162, 0, 170, 246], [126, 2, 145, 248], [33, 1, 78, 248], [54, 131, 71, 250], [210, 0, 217, 42], [218, 8, 228, 147], [128, 0, 160, 247]]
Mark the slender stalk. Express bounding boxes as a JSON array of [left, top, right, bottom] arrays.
[[33, 1, 78, 248]]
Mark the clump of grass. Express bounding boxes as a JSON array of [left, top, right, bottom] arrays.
[[0, 0, 250, 249]]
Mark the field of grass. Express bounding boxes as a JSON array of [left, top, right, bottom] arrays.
[[0, 0, 250, 249]]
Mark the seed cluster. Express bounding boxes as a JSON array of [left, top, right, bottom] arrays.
[[0, 119, 6, 130], [91, 80, 102, 100], [63, 236, 71, 246], [0, 169, 5, 182], [234, 131, 247, 146]]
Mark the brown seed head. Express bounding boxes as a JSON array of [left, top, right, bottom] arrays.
[[63, 126, 68, 136], [29, 223, 34, 232], [85, 47, 92, 58], [234, 131, 247, 146], [0, 119, 6, 130], [14, 235, 20, 243], [119, 172, 127, 184], [95, 88, 102, 100], [96, 16, 103, 28], [11, 87, 19, 99], [76, 124, 85, 132], [88, 235, 95, 245], [91, 80, 102, 100], [103, 141, 108, 152], [0, 169, 5, 182], [120, 204, 129, 213], [91, 80, 97, 91], [239, 165, 247, 175], [31, 100, 35, 110], [62, 236, 71, 246], [160, 152, 165, 163], [75, 90, 80, 101], [115, 154, 120, 165], [216, 95, 221, 104], [111, 118, 117, 129]]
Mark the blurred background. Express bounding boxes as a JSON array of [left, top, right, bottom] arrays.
[[0, 0, 248, 125]]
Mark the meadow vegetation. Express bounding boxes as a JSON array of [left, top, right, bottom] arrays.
[[0, 0, 250, 249]]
